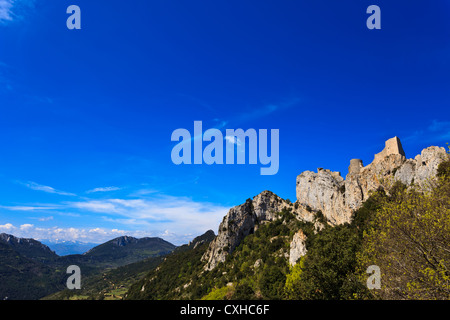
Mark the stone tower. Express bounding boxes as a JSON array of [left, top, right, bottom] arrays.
[[348, 159, 363, 175], [373, 136, 405, 164]]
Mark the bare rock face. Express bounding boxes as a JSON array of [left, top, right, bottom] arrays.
[[202, 190, 311, 271], [201, 199, 255, 271], [289, 229, 307, 266], [295, 169, 349, 225], [252, 190, 288, 221], [202, 137, 448, 271], [296, 137, 447, 225], [395, 146, 449, 189]]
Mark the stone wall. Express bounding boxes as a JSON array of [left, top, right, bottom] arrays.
[[296, 137, 447, 225]]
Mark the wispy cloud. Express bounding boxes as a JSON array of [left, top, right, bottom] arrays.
[[2, 181, 228, 244], [0, 205, 61, 211], [232, 97, 301, 125], [0, 223, 135, 244], [69, 196, 227, 224], [170, 98, 299, 154], [37, 216, 53, 222], [66, 196, 228, 243], [403, 119, 450, 144], [86, 186, 121, 194], [428, 120, 450, 140], [224, 135, 241, 145], [0, 219, 211, 245], [18, 181, 77, 196], [0, 0, 33, 23], [178, 93, 217, 112], [70, 200, 118, 213], [128, 188, 159, 197], [213, 119, 228, 130], [0, 0, 14, 22], [0, 191, 227, 243]]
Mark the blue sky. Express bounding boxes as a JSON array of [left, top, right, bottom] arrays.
[[0, 0, 449, 246]]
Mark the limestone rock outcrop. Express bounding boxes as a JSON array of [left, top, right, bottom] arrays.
[[394, 146, 448, 188], [202, 137, 448, 271], [202, 190, 313, 271], [289, 229, 307, 266], [295, 168, 349, 226], [296, 137, 447, 225]]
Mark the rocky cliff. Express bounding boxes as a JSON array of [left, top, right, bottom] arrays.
[[296, 137, 448, 225], [202, 191, 315, 270], [289, 229, 307, 266], [0, 233, 58, 261], [202, 137, 448, 271]]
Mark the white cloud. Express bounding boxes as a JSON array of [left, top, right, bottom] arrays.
[[67, 196, 228, 244], [0, 222, 199, 245], [20, 223, 33, 230], [0, 0, 14, 22], [403, 119, 450, 144], [71, 201, 119, 213], [0, 0, 34, 24], [86, 186, 121, 193], [0, 205, 61, 211], [0, 223, 138, 244], [428, 120, 450, 140], [224, 135, 242, 146], [0, 223, 14, 231], [1, 189, 228, 245], [128, 188, 159, 197], [0, 0, 33, 23], [20, 181, 76, 196], [37, 216, 53, 222]]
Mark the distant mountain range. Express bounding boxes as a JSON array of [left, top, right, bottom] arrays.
[[44, 230, 216, 300], [1, 138, 448, 301], [0, 233, 176, 300], [40, 240, 97, 256], [126, 139, 450, 300], [0, 233, 58, 262]]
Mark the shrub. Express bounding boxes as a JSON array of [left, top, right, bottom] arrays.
[[358, 173, 450, 299], [437, 158, 450, 179]]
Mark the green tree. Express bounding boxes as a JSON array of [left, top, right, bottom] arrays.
[[285, 225, 368, 299], [259, 265, 286, 299], [284, 256, 305, 299], [232, 282, 255, 299], [358, 158, 450, 299]]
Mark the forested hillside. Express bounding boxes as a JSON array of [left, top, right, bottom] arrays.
[[126, 156, 450, 300]]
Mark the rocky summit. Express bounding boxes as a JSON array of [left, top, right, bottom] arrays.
[[202, 137, 448, 271], [202, 191, 315, 270], [296, 137, 447, 225]]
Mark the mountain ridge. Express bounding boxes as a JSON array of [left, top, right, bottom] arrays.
[[2, 137, 448, 300], [44, 230, 216, 300], [202, 137, 448, 270], [0, 233, 177, 299], [0, 233, 58, 262], [41, 240, 97, 256], [126, 137, 449, 300]]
